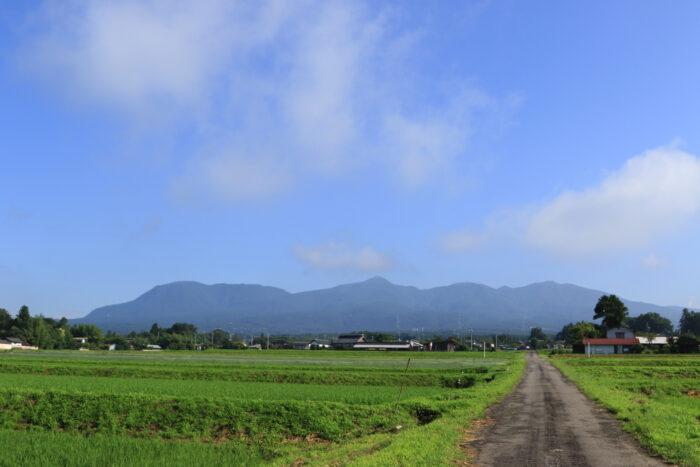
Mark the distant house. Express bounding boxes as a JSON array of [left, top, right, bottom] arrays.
[[0, 339, 12, 350], [353, 339, 423, 351], [293, 339, 331, 350], [248, 344, 263, 350], [583, 328, 639, 354], [73, 337, 87, 345], [332, 334, 366, 349], [6, 337, 23, 348], [640, 336, 668, 346], [428, 339, 457, 352], [310, 339, 331, 349], [143, 344, 162, 351]]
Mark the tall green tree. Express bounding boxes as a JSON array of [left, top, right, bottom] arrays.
[[557, 321, 598, 345], [679, 308, 700, 335], [626, 312, 674, 335], [0, 308, 12, 335], [26, 316, 53, 348], [593, 295, 628, 329], [529, 327, 548, 349], [16, 305, 31, 329]]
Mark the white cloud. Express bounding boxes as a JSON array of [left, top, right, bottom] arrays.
[[282, 1, 378, 173], [525, 145, 700, 256], [293, 242, 393, 273], [23, 1, 239, 115], [20, 1, 510, 201], [439, 144, 700, 257]]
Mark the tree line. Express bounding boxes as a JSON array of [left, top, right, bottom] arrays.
[[0, 306, 246, 350]]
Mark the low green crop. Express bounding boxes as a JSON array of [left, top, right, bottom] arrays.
[[0, 373, 454, 403], [0, 350, 526, 465]]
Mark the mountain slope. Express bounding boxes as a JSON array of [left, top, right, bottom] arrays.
[[72, 277, 685, 334]]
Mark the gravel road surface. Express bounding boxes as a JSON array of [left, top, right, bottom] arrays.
[[469, 352, 668, 466]]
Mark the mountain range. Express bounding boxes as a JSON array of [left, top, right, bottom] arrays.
[[71, 277, 686, 335]]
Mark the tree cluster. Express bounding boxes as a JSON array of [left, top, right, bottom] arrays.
[[0, 306, 106, 349]]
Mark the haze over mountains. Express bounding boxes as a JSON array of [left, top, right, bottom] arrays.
[[71, 277, 685, 335]]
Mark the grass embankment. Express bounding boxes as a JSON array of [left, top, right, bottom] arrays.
[[548, 354, 700, 467], [0, 350, 525, 465]]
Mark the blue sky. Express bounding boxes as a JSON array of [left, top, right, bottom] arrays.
[[2, 1, 700, 319]]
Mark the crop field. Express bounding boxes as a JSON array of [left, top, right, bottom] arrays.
[[0, 350, 525, 466], [548, 354, 700, 466]]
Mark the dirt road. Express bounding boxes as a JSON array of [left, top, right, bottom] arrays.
[[469, 352, 667, 466]]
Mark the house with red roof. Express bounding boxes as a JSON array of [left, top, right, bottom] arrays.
[[582, 328, 639, 355]]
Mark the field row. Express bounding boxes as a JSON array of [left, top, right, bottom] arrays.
[[0, 349, 509, 368], [0, 358, 494, 388], [0, 373, 453, 403]]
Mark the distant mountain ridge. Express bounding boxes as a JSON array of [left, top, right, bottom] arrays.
[[71, 277, 686, 334]]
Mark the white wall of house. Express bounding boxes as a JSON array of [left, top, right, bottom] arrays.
[[606, 328, 634, 339], [591, 344, 615, 354]]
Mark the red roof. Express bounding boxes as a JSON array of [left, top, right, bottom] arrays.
[[583, 338, 639, 345]]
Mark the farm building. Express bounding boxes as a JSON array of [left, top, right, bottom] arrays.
[[310, 339, 331, 349], [293, 339, 331, 350], [6, 337, 23, 348], [0, 339, 12, 350], [583, 329, 639, 354], [332, 334, 366, 349], [638, 336, 668, 346], [353, 340, 423, 351], [582, 338, 639, 354], [427, 339, 457, 352]]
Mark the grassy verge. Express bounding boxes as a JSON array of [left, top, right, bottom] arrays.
[[548, 354, 700, 467]]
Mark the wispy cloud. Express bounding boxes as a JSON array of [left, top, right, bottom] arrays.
[[293, 242, 393, 273], [19, 0, 512, 202], [439, 144, 700, 257]]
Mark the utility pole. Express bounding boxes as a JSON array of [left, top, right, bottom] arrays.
[[470, 328, 473, 350]]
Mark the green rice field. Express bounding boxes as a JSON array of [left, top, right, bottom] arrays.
[[548, 354, 700, 467], [0, 349, 525, 466]]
